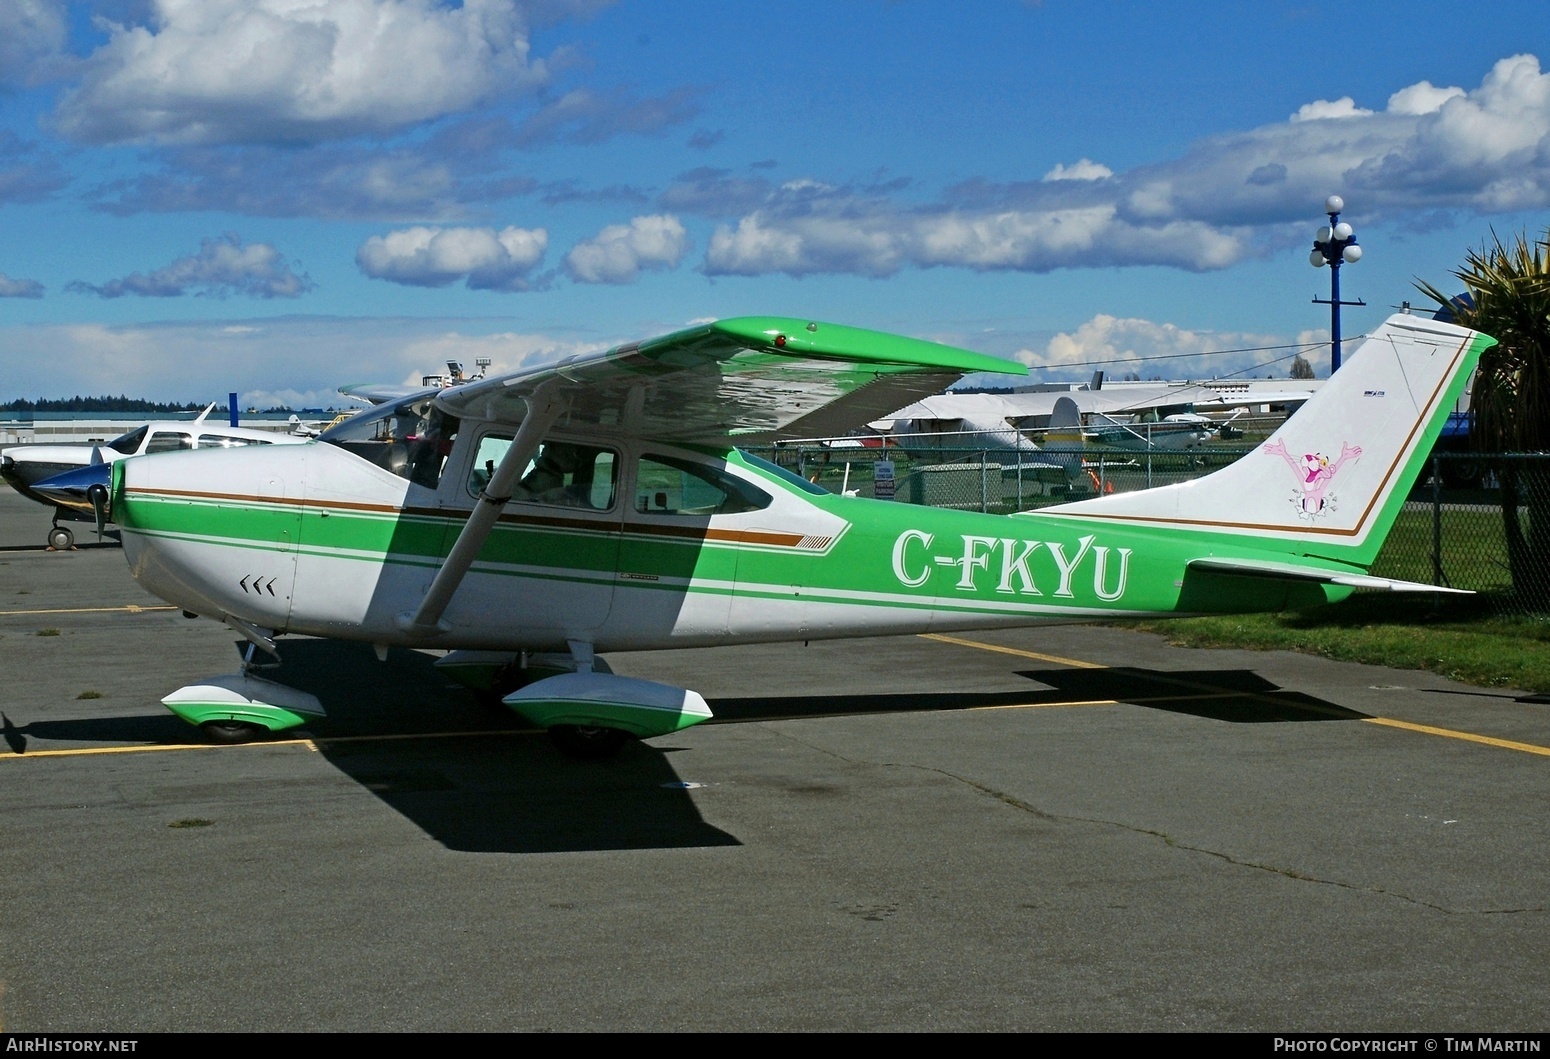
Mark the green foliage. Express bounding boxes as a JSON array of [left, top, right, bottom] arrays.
[[0, 395, 206, 414], [1416, 226, 1550, 452]]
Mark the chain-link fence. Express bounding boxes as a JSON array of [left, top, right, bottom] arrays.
[[1371, 453, 1550, 616], [749, 443, 1550, 615]]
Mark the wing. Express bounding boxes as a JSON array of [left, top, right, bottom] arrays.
[[338, 382, 429, 405], [434, 317, 1024, 439]]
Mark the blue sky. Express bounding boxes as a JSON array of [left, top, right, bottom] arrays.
[[1, 0, 1546, 408]]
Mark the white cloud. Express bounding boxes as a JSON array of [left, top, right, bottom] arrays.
[[355, 225, 548, 290], [1042, 159, 1113, 182], [699, 53, 1550, 279], [0, 273, 45, 298], [0, 0, 68, 86], [0, 317, 608, 407], [56, 0, 552, 145], [1015, 315, 1292, 380], [1387, 81, 1466, 116], [1291, 97, 1375, 122], [563, 214, 689, 284], [705, 205, 1247, 278], [65, 234, 314, 298]]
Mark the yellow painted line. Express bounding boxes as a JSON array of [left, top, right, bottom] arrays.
[[0, 604, 178, 616], [1363, 717, 1550, 757], [931, 632, 1550, 758], [0, 727, 539, 761], [920, 633, 1107, 669], [966, 692, 1245, 713]]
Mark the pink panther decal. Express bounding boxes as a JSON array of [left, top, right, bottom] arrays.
[[1264, 439, 1362, 518]]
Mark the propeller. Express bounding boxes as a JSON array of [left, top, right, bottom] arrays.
[[30, 462, 114, 534]]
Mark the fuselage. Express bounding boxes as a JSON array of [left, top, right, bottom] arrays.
[[113, 417, 1343, 655]]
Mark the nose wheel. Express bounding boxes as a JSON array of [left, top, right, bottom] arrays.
[[47, 524, 74, 551]]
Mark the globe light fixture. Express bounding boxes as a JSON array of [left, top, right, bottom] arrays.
[[1310, 194, 1365, 372]]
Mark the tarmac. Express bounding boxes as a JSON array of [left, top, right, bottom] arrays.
[[1, 483, 1548, 1032]]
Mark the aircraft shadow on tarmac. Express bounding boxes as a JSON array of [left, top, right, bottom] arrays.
[[5, 639, 742, 855], [706, 667, 1368, 725], [2, 641, 1364, 854]]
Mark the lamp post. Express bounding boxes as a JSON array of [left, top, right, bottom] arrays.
[[1310, 194, 1364, 373]]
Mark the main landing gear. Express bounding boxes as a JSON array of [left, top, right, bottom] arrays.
[[436, 643, 714, 760]]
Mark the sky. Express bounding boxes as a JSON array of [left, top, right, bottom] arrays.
[[0, 0, 1547, 409]]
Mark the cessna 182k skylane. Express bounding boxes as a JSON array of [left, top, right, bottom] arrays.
[[40, 313, 1490, 758]]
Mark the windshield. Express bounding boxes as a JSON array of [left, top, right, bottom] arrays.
[[320, 393, 458, 487], [106, 426, 147, 455]]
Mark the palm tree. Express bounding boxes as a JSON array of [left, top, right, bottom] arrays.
[[1417, 226, 1550, 608]]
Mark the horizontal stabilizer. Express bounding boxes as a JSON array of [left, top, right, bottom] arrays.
[[1188, 557, 1472, 594]]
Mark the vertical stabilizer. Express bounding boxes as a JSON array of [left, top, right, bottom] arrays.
[[1038, 314, 1494, 566]]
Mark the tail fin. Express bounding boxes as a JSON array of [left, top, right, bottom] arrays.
[[1040, 313, 1494, 568]]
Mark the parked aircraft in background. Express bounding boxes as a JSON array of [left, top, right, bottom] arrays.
[[1, 403, 309, 550], [874, 376, 1320, 454], [39, 314, 1487, 759], [337, 357, 495, 408]]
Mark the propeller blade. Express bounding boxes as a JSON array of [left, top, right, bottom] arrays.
[[90, 484, 109, 541]]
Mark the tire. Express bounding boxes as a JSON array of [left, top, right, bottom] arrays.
[[473, 662, 528, 710], [47, 525, 74, 551], [548, 724, 631, 760], [200, 721, 265, 744]]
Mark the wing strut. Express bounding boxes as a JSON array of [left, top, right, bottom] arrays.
[[398, 380, 569, 634]]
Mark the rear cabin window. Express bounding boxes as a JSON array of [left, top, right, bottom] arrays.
[[468, 437, 618, 512], [635, 454, 770, 515]]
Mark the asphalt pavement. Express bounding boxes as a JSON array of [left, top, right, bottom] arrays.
[[2, 484, 1547, 1032]]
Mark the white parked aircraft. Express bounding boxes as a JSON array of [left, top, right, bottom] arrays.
[[0, 403, 309, 550], [876, 377, 1321, 455]]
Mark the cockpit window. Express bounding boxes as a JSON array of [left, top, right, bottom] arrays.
[[468, 436, 617, 511], [319, 393, 459, 488], [635, 454, 770, 515], [106, 426, 147, 455]]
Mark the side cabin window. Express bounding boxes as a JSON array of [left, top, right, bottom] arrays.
[[635, 453, 770, 516], [468, 436, 618, 512], [144, 431, 193, 454], [197, 434, 267, 449]]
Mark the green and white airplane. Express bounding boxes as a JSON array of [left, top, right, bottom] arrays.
[[75, 312, 1491, 756]]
